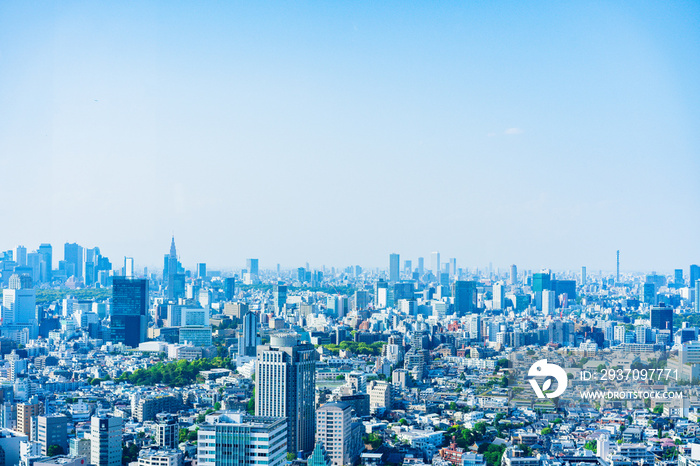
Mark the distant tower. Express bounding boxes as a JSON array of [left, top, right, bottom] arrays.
[[167, 237, 178, 300], [616, 250, 620, 283], [581, 266, 587, 286], [431, 252, 440, 277], [389, 254, 400, 283], [509, 265, 517, 285]]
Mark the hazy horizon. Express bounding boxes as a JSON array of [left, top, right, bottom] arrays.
[[1, 2, 698, 272]]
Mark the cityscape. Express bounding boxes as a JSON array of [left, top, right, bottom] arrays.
[[2, 2, 700, 466], [0, 239, 696, 466]]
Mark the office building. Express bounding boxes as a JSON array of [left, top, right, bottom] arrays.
[[273, 283, 287, 315], [63, 243, 83, 279], [2, 285, 36, 324], [367, 380, 392, 414], [650, 304, 673, 334], [137, 449, 182, 466], [492, 283, 505, 310], [581, 266, 587, 286], [308, 442, 333, 466], [315, 403, 362, 466], [165, 238, 184, 301], [690, 264, 700, 288], [111, 277, 148, 347], [37, 415, 68, 456], [197, 412, 286, 466], [417, 257, 424, 275], [223, 277, 236, 301], [179, 326, 213, 347], [70, 438, 91, 458], [452, 281, 477, 316], [38, 243, 52, 283], [642, 283, 657, 305], [256, 335, 316, 455], [389, 254, 400, 283], [155, 414, 178, 450], [90, 415, 122, 466], [238, 312, 261, 358], [196, 263, 207, 279], [510, 265, 517, 285], [15, 246, 27, 267], [532, 272, 551, 292], [17, 399, 43, 440], [431, 252, 440, 277]]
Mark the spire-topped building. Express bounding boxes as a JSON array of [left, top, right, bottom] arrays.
[[165, 237, 184, 301]]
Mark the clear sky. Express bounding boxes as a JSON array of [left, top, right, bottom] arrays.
[[1, 1, 698, 273]]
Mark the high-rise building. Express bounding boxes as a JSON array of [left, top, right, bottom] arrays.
[[674, 269, 684, 287], [64, 243, 83, 279], [247, 259, 259, 276], [452, 281, 477, 316], [308, 442, 333, 466], [650, 304, 673, 334], [111, 277, 149, 347], [15, 246, 27, 267], [165, 237, 183, 301], [509, 265, 517, 285], [431, 252, 440, 277], [315, 403, 362, 466], [17, 399, 43, 440], [616, 250, 620, 283], [492, 283, 505, 310], [37, 415, 68, 456], [642, 283, 657, 305], [238, 312, 261, 358], [403, 260, 412, 276], [696, 280, 700, 313], [417, 257, 424, 275], [196, 263, 207, 279], [38, 243, 52, 283], [256, 336, 316, 455], [581, 266, 587, 286], [449, 258, 457, 278], [2, 284, 36, 324], [691, 264, 700, 288], [273, 283, 287, 315], [532, 272, 551, 292], [223, 277, 236, 301], [389, 254, 400, 283], [367, 380, 392, 414], [91, 415, 122, 466], [155, 413, 178, 449], [124, 257, 134, 278], [197, 412, 287, 466]]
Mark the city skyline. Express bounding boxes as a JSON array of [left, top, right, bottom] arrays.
[[1, 2, 699, 271]]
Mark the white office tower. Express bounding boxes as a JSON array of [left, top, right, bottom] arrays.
[[198, 412, 286, 466], [315, 403, 362, 466], [256, 335, 316, 455], [91, 415, 122, 466], [509, 264, 518, 285], [181, 307, 210, 326], [493, 283, 505, 310], [2, 284, 36, 324], [468, 314, 481, 342], [431, 251, 440, 276], [124, 257, 134, 278], [542, 290, 556, 315]]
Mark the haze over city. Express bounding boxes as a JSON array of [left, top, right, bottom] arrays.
[[1, 1, 699, 271]]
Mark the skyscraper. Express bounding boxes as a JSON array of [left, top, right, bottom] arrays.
[[111, 277, 148, 347], [581, 266, 587, 286], [452, 281, 477, 316], [197, 263, 207, 279], [223, 277, 236, 301], [165, 237, 181, 301], [38, 243, 52, 283], [64, 243, 83, 279], [14, 246, 26, 267], [492, 282, 505, 310], [273, 283, 287, 315], [238, 311, 261, 357], [690, 264, 700, 288], [650, 304, 673, 334], [417, 257, 424, 275], [256, 335, 317, 455], [431, 251, 440, 277], [509, 264, 517, 285], [247, 258, 259, 276], [91, 415, 122, 466], [616, 250, 620, 283], [449, 258, 457, 277], [389, 253, 400, 283]]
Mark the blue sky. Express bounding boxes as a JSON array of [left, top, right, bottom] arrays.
[[0, 1, 698, 273]]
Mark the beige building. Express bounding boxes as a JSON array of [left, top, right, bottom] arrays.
[[367, 380, 392, 414], [315, 403, 362, 466]]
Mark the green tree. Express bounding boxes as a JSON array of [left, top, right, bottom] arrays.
[[47, 445, 65, 456], [287, 452, 297, 461], [541, 427, 552, 435], [122, 444, 140, 465]]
